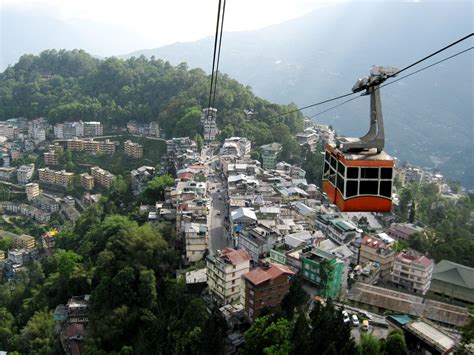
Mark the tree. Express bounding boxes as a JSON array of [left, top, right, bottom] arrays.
[[18, 309, 58, 354], [281, 273, 309, 319], [195, 134, 204, 152], [143, 174, 175, 203], [408, 200, 416, 223], [319, 259, 335, 298], [358, 333, 382, 355], [384, 329, 408, 355], [239, 316, 291, 355]]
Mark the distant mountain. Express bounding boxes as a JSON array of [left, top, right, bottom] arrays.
[[0, 7, 154, 71], [124, 1, 473, 187]]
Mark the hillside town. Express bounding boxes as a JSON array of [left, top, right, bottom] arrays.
[[0, 110, 472, 355]]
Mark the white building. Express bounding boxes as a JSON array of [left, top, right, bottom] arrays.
[[83, 121, 103, 137], [25, 183, 40, 201], [391, 251, 434, 295], [184, 223, 208, 262], [17, 164, 35, 184], [206, 248, 250, 305]]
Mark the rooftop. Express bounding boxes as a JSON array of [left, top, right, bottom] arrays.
[[243, 263, 294, 286], [432, 259, 474, 289], [220, 248, 251, 265]]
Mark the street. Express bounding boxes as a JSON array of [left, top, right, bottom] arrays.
[[202, 147, 231, 254]]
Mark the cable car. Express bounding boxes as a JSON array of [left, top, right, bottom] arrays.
[[322, 66, 398, 212]]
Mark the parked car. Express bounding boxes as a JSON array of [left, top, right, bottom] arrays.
[[361, 319, 369, 331], [216, 211, 221, 215], [342, 310, 350, 324], [351, 314, 360, 327]]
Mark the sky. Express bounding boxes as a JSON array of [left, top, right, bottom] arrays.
[[2, 0, 352, 49]]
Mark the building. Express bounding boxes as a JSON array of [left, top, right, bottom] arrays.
[[326, 218, 358, 245], [184, 223, 208, 262], [43, 151, 59, 165], [131, 166, 155, 195], [25, 183, 40, 201], [429, 260, 474, 304], [90, 166, 116, 188], [17, 164, 35, 184], [0, 123, 17, 139], [302, 248, 345, 299], [222, 137, 251, 158], [201, 107, 218, 141], [149, 121, 160, 137], [66, 138, 115, 154], [0, 167, 16, 181], [387, 223, 424, 243], [38, 168, 74, 188], [391, 251, 434, 295], [42, 230, 58, 256], [83, 121, 103, 137], [242, 263, 294, 322], [206, 248, 251, 305], [80, 173, 94, 191], [359, 235, 395, 279], [260, 143, 282, 170], [124, 140, 144, 159], [13, 234, 35, 250]]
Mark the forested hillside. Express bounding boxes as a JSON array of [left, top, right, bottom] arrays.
[[0, 49, 304, 148]]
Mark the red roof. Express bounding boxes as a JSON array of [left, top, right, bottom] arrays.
[[66, 323, 85, 338], [220, 248, 251, 265], [189, 165, 207, 169], [243, 263, 295, 286], [361, 235, 386, 249], [178, 172, 193, 181]]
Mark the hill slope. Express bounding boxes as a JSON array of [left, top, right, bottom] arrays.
[[125, 1, 473, 187]]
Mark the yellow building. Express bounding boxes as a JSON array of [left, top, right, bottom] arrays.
[[124, 140, 144, 159], [14, 234, 36, 250]]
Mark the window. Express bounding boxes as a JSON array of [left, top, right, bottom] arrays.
[[381, 167, 392, 179], [336, 174, 345, 195], [337, 161, 345, 176], [346, 180, 358, 197], [231, 287, 235, 292], [361, 168, 379, 179], [379, 180, 392, 197], [330, 155, 337, 169], [347, 167, 358, 179], [359, 180, 378, 195], [323, 161, 330, 178]]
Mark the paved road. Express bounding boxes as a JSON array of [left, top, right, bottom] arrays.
[[203, 147, 231, 254]]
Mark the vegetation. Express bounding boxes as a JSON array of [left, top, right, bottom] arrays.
[[396, 183, 474, 266]]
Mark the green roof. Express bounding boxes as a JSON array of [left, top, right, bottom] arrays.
[[388, 314, 412, 325], [332, 219, 356, 232], [432, 260, 474, 289]]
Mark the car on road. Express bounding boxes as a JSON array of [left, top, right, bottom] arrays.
[[351, 314, 360, 327], [342, 310, 350, 324], [216, 211, 221, 215], [218, 195, 222, 200], [361, 319, 369, 332]]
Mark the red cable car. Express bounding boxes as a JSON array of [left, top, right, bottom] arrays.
[[322, 66, 398, 212]]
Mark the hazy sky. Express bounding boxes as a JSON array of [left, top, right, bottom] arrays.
[[3, 0, 351, 47]]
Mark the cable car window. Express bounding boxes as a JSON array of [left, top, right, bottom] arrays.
[[359, 180, 378, 195], [381, 167, 393, 179], [336, 175, 345, 195], [330, 155, 337, 169], [347, 167, 358, 179], [346, 180, 358, 197], [325, 151, 330, 161], [380, 181, 392, 197], [360, 168, 379, 179], [323, 161, 330, 178], [329, 172, 336, 185], [337, 162, 345, 176]]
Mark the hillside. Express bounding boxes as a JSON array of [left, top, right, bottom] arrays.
[[124, 1, 473, 187]]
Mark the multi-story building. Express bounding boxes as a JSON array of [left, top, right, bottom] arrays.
[[206, 248, 251, 305], [359, 235, 395, 279], [237, 225, 278, 262], [80, 173, 95, 191], [326, 218, 358, 245], [0, 167, 16, 181], [124, 140, 144, 159], [260, 143, 282, 170], [201, 107, 218, 141], [13, 234, 36, 250], [42, 230, 58, 256], [28, 118, 47, 143], [222, 137, 251, 158], [33, 195, 60, 213], [166, 137, 198, 156], [83, 121, 103, 137], [149, 121, 160, 137], [391, 251, 434, 295], [90, 166, 116, 189], [387, 223, 424, 243], [295, 131, 319, 151], [38, 168, 74, 188], [184, 223, 208, 262], [131, 166, 155, 195], [43, 151, 59, 165], [0, 123, 18, 140], [25, 183, 40, 201], [66, 138, 115, 154], [17, 164, 35, 184], [302, 248, 345, 299], [242, 263, 294, 322]]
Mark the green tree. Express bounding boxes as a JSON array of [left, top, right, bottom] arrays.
[[384, 329, 408, 355], [281, 273, 309, 319], [358, 333, 382, 355], [18, 309, 58, 355], [239, 316, 291, 355], [143, 174, 175, 203], [408, 200, 416, 223], [195, 134, 204, 152]]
